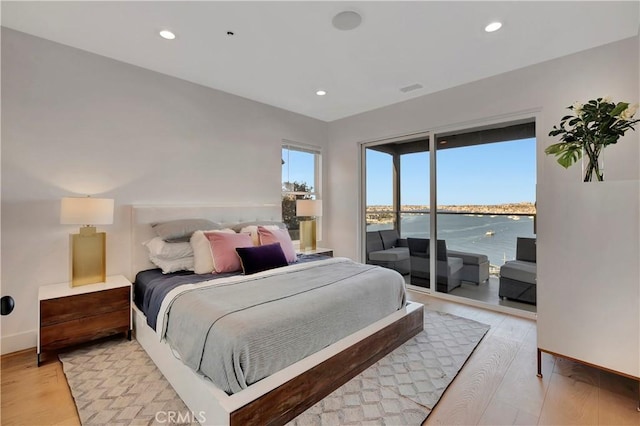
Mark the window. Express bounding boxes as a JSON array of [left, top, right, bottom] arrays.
[[365, 148, 395, 231], [435, 136, 536, 267], [365, 140, 430, 236], [362, 120, 537, 312], [282, 143, 321, 240]]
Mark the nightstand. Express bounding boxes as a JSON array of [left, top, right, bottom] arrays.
[[37, 275, 132, 366], [297, 247, 333, 257]]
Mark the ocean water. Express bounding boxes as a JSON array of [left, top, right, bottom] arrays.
[[368, 214, 535, 267]]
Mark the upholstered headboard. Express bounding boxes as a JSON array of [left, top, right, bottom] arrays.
[[131, 204, 282, 278]]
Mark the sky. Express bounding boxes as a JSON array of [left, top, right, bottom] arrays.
[[282, 148, 316, 193], [283, 138, 536, 205], [366, 138, 536, 205]]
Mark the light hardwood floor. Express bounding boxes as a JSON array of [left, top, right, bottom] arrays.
[[1, 291, 638, 425], [407, 291, 640, 426], [1, 347, 80, 426]]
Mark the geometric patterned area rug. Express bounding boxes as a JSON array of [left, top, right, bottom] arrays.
[[59, 309, 489, 425], [59, 340, 194, 426], [289, 310, 490, 425]]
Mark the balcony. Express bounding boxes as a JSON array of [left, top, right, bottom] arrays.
[[366, 208, 536, 312]]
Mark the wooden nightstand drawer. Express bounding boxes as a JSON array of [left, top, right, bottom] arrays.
[[40, 308, 130, 350], [38, 275, 132, 366], [40, 287, 130, 327]]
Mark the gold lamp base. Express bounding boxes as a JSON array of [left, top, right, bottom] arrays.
[[299, 219, 317, 252], [70, 226, 106, 287]]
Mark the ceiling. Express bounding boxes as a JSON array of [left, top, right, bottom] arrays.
[[2, 1, 639, 122]]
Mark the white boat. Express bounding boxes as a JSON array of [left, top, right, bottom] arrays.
[[485, 230, 495, 236]]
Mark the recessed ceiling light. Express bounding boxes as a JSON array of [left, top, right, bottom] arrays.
[[316, 90, 327, 96], [332, 11, 362, 31], [485, 22, 502, 33], [159, 30, 176, 40]]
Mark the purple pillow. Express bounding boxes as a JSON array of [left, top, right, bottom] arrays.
[[236, 243, 288, 275]]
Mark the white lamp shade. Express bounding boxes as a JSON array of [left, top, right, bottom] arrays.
[[296, 199, 323, 217], [61, 197, 114, 225]]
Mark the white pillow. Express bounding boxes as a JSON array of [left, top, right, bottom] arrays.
[[191, 229, 235, 274], [150, 255, 195, 274], [152, 218, 221, 242], [240, 225, 280, 246], [144, 237, 193, 260]]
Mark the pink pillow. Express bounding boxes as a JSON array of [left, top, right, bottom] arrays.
[[258, 226, 297, 263], [191, 229, 235, 274], [206, 232, 253, 273]]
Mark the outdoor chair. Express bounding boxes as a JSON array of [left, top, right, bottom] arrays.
[[499, 237, 537, 304], [407, 238, 462, 293], [366, 230, 410, 275]]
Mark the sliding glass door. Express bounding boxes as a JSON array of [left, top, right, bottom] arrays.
[[434, 132, 536, 308], [362, 120, 537, 313]]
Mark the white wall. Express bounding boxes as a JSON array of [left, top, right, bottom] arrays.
[[326, 36, 639, 260], [0, 29, 328, 354]]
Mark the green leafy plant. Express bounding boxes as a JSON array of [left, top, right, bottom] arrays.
[[546, 98, 639, 181], [281, 181, 313, 234]]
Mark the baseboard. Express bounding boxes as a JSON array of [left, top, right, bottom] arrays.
[[1, 330, 37, 355]]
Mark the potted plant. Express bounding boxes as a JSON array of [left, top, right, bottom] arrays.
[[546, 98, 639, 182]]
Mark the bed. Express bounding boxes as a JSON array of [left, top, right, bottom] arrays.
[[130, 205, 424, 425]]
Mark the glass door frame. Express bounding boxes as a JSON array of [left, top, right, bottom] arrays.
[[359, 110, 540, 319], [360, 131, 437, 287]]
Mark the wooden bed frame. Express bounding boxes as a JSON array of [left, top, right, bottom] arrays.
[[130, 205, 424, 425]]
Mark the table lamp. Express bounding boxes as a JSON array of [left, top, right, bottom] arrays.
[[61, 197, 114, 287], [296, 199, 322, 251]]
